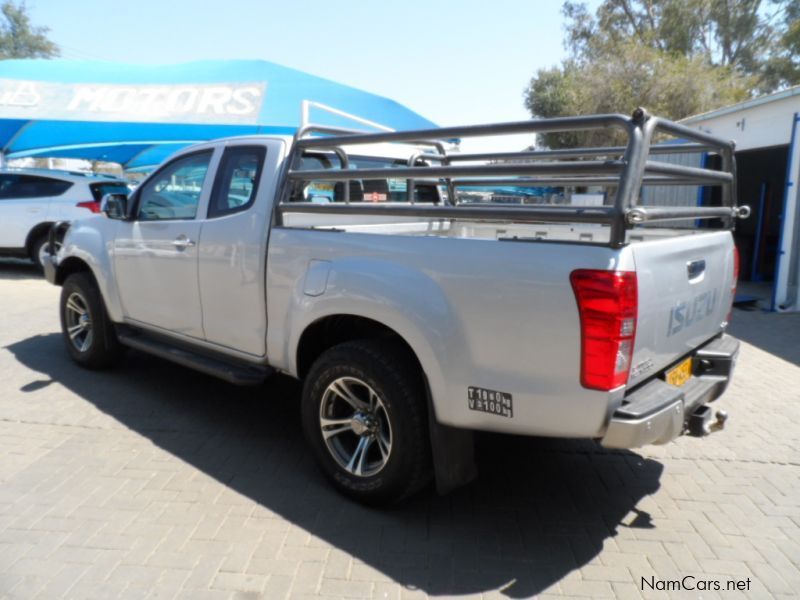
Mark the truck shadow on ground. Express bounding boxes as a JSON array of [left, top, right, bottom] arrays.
[[0, 259, 41, 281], [7, 333, 663, 598]]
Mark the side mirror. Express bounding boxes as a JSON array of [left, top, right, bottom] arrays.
[[101, 193, 129, 220]]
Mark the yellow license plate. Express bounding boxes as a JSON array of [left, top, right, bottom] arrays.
[[665, 357, 693, 387]]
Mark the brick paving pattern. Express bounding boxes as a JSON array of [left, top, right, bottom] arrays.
[[0, 260, 798, 599]]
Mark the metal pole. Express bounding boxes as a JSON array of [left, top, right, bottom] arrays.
[[435, 143, 713, 163], [329, 147, 350, 204], [288, 161, 627, 182], [279, 202, 618, 224], [610, 111, 647, 246], [751, 182, 768, 281], [295, 114, 633, 149]]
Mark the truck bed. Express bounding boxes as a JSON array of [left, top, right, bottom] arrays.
[[267, 221, 735, 440], [282, 212, 714, 245]]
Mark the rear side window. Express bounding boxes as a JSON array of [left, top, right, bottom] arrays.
[[208, 146, 266, 218], [90, 182, 130, 201], [0, 175, 73, 199]]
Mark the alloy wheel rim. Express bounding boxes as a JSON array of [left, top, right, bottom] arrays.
[[64, 292, 93, 352], [319, 376, 393, 477]]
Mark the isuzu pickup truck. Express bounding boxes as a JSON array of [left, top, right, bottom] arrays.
[[44, 106, 747, 504]]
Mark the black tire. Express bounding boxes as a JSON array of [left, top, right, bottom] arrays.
[[301, 340, 432, 505], [60, 272, 123, 369], [30, 234, 52, 271]]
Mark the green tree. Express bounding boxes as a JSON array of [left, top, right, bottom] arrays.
[[0, 1, 59, 59], [762, 0, 800, 89], [562, 0, 779, 76], [526, 44, 752, 148], [526, 0, 797, 147]]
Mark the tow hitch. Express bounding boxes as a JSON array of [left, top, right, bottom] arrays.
[[688, 406, 728, 436]]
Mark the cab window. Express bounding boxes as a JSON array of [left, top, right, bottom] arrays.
[[137, 151, 213, 221], [208, 146, 266, 218]]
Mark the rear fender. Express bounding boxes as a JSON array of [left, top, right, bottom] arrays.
[[281, 258, 477, 493], [281, 257, 466, 426]]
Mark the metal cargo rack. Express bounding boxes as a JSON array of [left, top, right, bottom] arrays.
[[278, 102, 750, 247]]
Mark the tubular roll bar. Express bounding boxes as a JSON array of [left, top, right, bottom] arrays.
[[281, 202, 618, 224], [280, 107, 743, 247], [414, 142, 715, 163]]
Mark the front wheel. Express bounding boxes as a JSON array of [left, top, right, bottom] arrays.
[[60, 272, 123, 369], [301, 340, 432, 505]]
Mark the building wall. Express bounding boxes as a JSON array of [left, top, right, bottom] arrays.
[[682, 91, 800, 311], [641, 151, 704, 228], [683, 90, 800, 151]]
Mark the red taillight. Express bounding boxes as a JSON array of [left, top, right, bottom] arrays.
[[76, 201, 101, 213], [727, 245, 739, 324], [570, 270, 638, 391]]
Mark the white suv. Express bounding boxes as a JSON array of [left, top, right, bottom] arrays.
[[0, 169, 130, 269]]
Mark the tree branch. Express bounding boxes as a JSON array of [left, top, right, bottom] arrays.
[[619, 0, 649, 46], [643, 0, 665, 50]]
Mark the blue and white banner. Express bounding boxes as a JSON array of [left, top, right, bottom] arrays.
[[0, 79, 267, 124]]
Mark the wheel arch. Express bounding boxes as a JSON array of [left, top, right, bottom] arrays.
[[296, 314, 423, 381], [24, 222, 55, 257], [295, 313, 477, 495], [55, 256, 96, 286], [50, 220, 124, 322]]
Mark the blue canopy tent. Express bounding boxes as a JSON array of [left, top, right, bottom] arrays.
[[0, 59, 437, 172]]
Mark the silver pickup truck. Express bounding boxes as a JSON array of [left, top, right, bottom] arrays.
[[44, 107, 746, 504]]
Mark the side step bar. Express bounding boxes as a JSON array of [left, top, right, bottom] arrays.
[[117, 331, 272, 386]]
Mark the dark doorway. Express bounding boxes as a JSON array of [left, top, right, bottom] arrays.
[[734, 146, 788, 282], [703, 145, 788, 283]]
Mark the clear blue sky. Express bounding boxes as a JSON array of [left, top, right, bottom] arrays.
[[28, 0, 592, 151]]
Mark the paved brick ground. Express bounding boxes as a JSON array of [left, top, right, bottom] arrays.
[[1, 260, 799, 599]]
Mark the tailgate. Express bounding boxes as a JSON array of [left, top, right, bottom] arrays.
[[628, 231, 735, 388]]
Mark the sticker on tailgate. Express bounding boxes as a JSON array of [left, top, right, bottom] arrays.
[[468, 387, 513, 418]]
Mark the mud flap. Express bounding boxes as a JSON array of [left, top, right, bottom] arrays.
[[425, 384, 477, 494]]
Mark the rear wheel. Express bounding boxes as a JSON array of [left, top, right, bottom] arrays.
[[301, 340, 431, 505], [60, 272, 123, 369], [31, 234, 61, 271]]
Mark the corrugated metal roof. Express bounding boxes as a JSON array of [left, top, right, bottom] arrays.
[[681, 85, 800, 124]]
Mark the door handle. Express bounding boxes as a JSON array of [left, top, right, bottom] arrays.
[[172, 236, 196, 249]]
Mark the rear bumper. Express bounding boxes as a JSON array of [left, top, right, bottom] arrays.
[[600, 334, 739, 449]]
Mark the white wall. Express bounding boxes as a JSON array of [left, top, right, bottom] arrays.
[[682, 91, 800, 151], [683, 92, 800, 311]]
